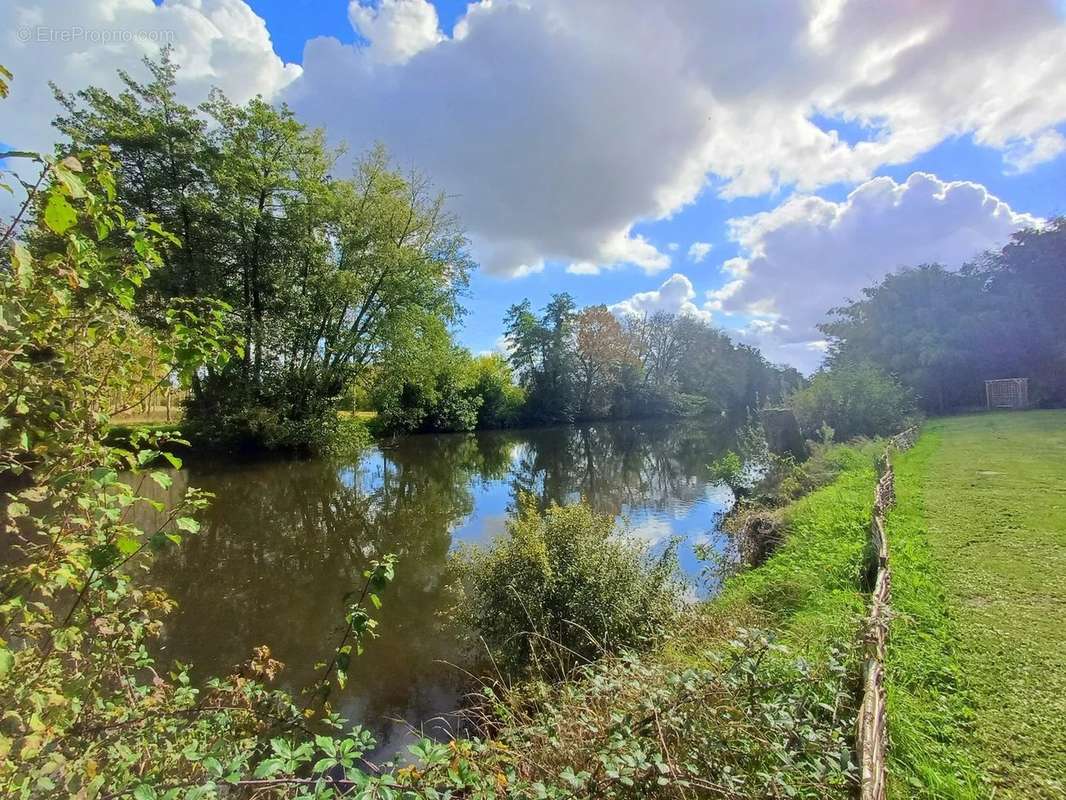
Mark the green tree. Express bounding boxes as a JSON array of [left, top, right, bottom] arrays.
[[821, 266, 994, 412], [790, 361, 915, 439], [504, 293, 579, 423], [53, 52, 472, 451]]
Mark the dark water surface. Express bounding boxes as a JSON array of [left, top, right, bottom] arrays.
[[145, 418, 738, 755]]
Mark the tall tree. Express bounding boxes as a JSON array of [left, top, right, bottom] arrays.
[[52, 53, 472, 450], [821, 266, 993, 412], [574, 305, 632, 418], [504, 293, 578, 423]]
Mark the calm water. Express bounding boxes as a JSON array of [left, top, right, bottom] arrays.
[[144, 418, 739, 755]]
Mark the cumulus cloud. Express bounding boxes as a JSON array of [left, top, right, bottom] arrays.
[[717, 171, 1041, 369], [609, 273, 711, 322], [2, 0, 300, 152], [6, 1, 1066, 280], [285, 0, 1066, 276], [687, 241, 712, 263], [348, 0, 443, 64]]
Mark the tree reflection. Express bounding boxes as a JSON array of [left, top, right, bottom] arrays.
[[138, 418, 734, 754]]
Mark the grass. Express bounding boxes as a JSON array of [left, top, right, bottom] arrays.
[[480, 439, 891, 799], [887, 411, 1066, 799], [708, 440, 884, 661]]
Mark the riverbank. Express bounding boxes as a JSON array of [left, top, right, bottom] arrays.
[[885, 411, 1066, 799], [451, 437, 888, 798]]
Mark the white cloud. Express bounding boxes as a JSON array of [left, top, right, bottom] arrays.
[[566, 228, 670, 275], [717, 171, 1041, 370], [284, 0, 1066, 277], [5, 1, 1065, 280], [687, 241, 712, 262], [2, 0, 301, 152], [624, 517, 673, 546], [348, 0, 443, 64], [609, 273, 711, 322], [667, 242, 680, 252], [1004, 129, 1066, 173]]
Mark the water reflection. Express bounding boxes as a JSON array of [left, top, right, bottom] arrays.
[[144, 418, 737, 754]]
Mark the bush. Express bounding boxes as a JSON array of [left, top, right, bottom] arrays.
[[481, 631, 858, 799], [791, 361, 915, 440], [455, 496, 683, 676], [470, 353, 525, 428]]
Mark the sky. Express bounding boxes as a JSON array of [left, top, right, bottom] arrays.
[[4, 0, 1066, 372]]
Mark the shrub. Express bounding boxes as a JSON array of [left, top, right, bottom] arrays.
[[709, 450, 746, 492], [455, 496, 683, 676], [791, 361, 915, 440]]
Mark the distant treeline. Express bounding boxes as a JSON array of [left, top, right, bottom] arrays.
[[817, 218, 1066, 413], [369, 296, 805, 434]]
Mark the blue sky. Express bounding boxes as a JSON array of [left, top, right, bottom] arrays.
[[7, 0, 1066, 370], [243, 0, 1066, 368]]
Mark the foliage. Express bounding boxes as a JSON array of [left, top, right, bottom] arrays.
[[0, 133, 503, 800], [505, 294, 580, 424], [371, 327, 523, 433], [821, 222, 1066, 412], [504, 298, 803, 426], [709, 450, 746, 493], [791, 360, 916, 439], [469, 353, 525, 428], [53, 52, 472, 452], [455, 496, 683, 676], [574, 305, 634, 418], [477, 630, 858, 799]]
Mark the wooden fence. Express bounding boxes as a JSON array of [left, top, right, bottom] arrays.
[[856, 427, 917, 800]]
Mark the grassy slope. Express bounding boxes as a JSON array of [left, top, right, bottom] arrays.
[[888, 411, 1066, 799], [706, 441, 883, 661]]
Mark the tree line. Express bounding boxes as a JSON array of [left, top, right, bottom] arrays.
[[42, 50, 1063, 450], [786, 217, 1066, 439], [45, 51, 803, 448]]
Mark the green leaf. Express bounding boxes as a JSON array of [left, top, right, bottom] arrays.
[[11, 242, 32, 283], [253, 758, 284, 779], [162, 452, 184, 470], [54, 162, 86, 199], [133, 786, 157, 800], [175, 517, 200, 533], [0, 647, 13, 677], [43, 193, 77, 235], [150, 471, 173, 490], [115, 536, 140, 556]]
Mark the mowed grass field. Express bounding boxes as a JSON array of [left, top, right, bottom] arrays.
[[887, 411, 1066, 798]]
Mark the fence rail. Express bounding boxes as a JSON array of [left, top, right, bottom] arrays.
[[857, 426, 917, 800]]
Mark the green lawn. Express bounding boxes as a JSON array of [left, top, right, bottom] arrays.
[[887, 411, 1066, 799]]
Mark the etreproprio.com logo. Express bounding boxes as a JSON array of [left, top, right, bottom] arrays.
[[17, 25, 176, 45]]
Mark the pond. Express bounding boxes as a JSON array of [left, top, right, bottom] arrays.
[[143, 417, 741, 756]]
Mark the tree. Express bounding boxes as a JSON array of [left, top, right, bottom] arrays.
[[53, 52, 472, 451], [574, 305, 632, 418], [974, 217, 1066, 403], [790, 361, 915, 439], [822, 266, 996, 412], [504, 293, 579, 423]]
